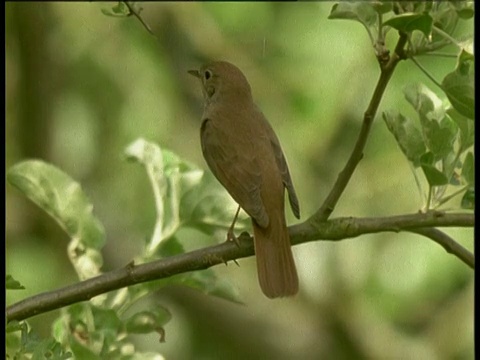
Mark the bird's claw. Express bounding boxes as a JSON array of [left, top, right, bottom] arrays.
[[227, 228, 240, 247]]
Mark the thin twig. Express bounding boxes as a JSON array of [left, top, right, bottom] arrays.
[[432, 26, 463, 49], [124, 2, 156, 38], [410, 56, 443, 89], [6, 211, 473, 322]]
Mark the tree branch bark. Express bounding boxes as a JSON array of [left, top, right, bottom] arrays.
[[6, 211, 473, 322]]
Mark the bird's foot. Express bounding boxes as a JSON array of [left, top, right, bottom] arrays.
[[227, 228, 240, 247]]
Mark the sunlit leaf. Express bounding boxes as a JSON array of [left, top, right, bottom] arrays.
[[7, 160, 105, 249], [125, 138, 247, 254], [382, 111, 426, 167], [125, 139, 187, 252], [180, 171, 248, 236], [403, 83, 441, 120], [7, 160, 105, 279], [384, 13, 433, 37], [328, 2, 378, 39], [402, 84, 457, 160], [422, 115, 458, 159]]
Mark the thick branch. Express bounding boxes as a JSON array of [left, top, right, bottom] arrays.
[[6, 211, 473, 322], [310, 32, 408, 223], [290, 212, 474, 244]]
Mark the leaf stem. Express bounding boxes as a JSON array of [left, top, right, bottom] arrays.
[[426, 185, 433, 210], [123, 1, 156, 38], [435, 185, 470, 208], [432, 26, 463, 48], [421, 52, 458, 58], [410, 164, 427, 208], [410, 56, 443, 89]]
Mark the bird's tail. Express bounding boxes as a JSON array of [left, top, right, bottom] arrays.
[[252, 213, 298, 298]]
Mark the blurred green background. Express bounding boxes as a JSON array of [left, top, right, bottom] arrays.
[[6, 2, 473, 359]]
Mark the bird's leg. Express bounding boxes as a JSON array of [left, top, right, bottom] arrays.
[[227, 205, 241, 247]]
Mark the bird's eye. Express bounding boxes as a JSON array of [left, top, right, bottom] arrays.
[[204, 70, 212, 80]]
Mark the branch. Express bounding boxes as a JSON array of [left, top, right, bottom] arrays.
[[407, 227, 474, 269], [6, 211, 473, 322], [310, 32, 408, 223]]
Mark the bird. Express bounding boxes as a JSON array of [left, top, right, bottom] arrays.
[[189, 61, 300, 298]]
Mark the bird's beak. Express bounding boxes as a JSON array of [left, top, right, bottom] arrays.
[[188, 69, 200, 78]]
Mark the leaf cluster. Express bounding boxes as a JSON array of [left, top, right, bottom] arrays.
[[6, 140, 243, 358], [329, 1, 474, 210]]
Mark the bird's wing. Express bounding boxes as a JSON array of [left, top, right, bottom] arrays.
[[201, 118, 269, 228], [266, 122, 300, 219]]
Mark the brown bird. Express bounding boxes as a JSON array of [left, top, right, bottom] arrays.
[[189, 61, 300, 298]]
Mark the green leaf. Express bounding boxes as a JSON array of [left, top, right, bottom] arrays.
[[403, 84, 457, 159], [446, 108, 474, 150], [422, 115, 458, 159], [442, 152, 461, 185], [69, 337, 101, 360], [448, 0, 475, 19], [125, 308, 172, 334], [328, 2, 378, 28], [384, 13, 433, 37], [92, 307, 122, 333], [421, 164, 449, 186], [155, 236, 185, 258], [442, 72, 474, 119], [6, 320, 25, 333], [182, 268, 243, 304], [125, 139, 191, 253], [458, 48, 474, 64], [403, 83, 441, 121], [12, 326, 73, 360], [420, 151, 435, 166], [382, 111, 426, 167], [393, 2, 432, 15], [7, 160, 105, 279], [369, 1, 393, 14], [180, 171, 248, 236], [101, 2, 130, 17], [6, 275, 25, 290], [7, 160, 105, 249], [125, 138, 246, 252], [461, 187, 474, 209], [461, 152, 474, 185], [442, 50, 475, 119]]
